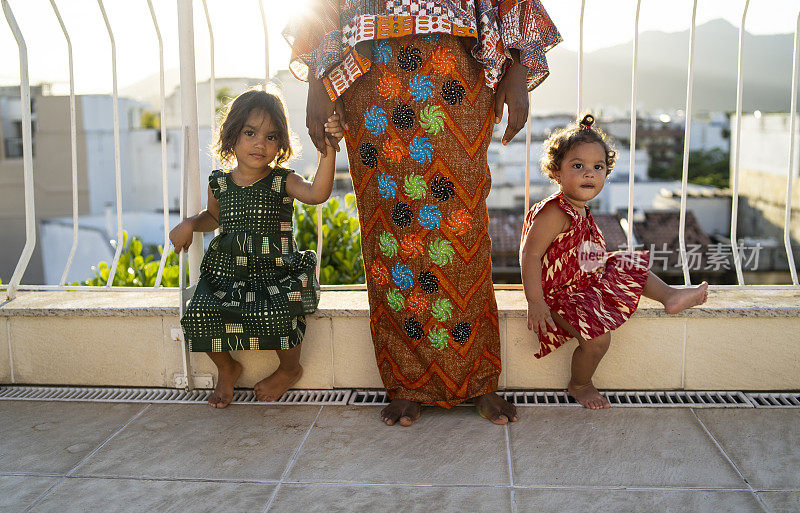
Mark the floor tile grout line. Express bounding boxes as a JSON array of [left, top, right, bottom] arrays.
[[55, 474, 281, 485], [504, 424, 518, 513], [690, 408, 772, 513], [262, 404, 324, 513], [66, 404, 152, 477], [22, 404, 151, 513]]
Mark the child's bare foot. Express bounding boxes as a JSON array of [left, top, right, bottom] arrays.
[[380, 399, 421, 426], [664, 281, 709, 314], [474, 392, 519, 424], [254, 365, 303, 402], [208, 360, 242, 409], [568, 381, 610, 410]]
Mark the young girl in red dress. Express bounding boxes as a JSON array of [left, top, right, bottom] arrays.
[[519, 114, 708, 409]]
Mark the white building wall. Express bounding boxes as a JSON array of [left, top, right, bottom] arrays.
[[735, 113, 800, 177]]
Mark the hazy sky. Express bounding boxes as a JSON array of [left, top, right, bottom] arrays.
[[1, 0, 799, 95]]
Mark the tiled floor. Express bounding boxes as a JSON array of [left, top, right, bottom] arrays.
[[2, 401, 799, 513]]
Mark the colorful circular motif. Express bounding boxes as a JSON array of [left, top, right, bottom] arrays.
[[430, 46, 456, 75], [365, 106, 388, 135], [451, 322, 472, 343], [387, 288, 405, 311], [403, 173, 427, 200], [419, 105, 445, 135], [446, 209, 472, 235], [397, 45, 422, 72], [391, 262, 414, 289], [418, 271, 440, 293], [408, 75, 434, 102], [419, 204, 442, 230], [400, 234, 424, 259], [429, 238, 455, 266], [360, 141, 378, 168], [431, 175, 455, 200], [409, 136, 433, 164], [382, 138, 405, 163], [404, 317, 424, 340], [407, 289, 427, 314], [378, 172, 397, 199], [370, 261, 390, 285], [428, 326, 449, 350], [391, 202, 413, 228], [431, 298, 453, 322], [442, 79, 465, 105], [379, 231, 398, 257], [373, 39, 393, 64], [392, 103, 415, 130], [378, 72, 402, 100]]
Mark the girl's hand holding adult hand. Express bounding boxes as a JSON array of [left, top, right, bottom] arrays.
[[307, 78, 348, 156], [169, 221, 193, 253], [324, 114, 345, 147], [527, 299, 556, 336]]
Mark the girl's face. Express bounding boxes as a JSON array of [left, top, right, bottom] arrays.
[[233, 109, 280, 173], [553, 141, 608, 210]]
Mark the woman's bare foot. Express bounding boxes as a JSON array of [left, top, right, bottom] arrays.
[[254, 365, 303, 402], [664, 282, 708, 314], [380, 399, 421, 426], [474, 392, 519, 424], [568, 381, 609, 410], [208, 360, 242, 409]]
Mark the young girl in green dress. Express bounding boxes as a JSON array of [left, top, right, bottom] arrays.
[[170, 87, 343, 408]]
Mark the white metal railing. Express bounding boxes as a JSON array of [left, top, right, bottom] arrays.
[[2, 0, 800, 300]]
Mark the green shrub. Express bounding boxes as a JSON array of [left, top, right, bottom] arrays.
[[294, 193, 365, 285], [74, 230, 183, 287]]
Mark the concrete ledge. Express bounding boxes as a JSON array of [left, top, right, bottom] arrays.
[[1, 289, 798, 390], [2, 288, 799, 318]]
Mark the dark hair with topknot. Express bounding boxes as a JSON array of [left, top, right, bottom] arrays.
[[214, 85, 296, 168], [540, 113, 617, 181]]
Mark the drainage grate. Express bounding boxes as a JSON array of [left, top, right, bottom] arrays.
[[0, 386, 350, 405], [349, 390, 757, 408], [746, 392, 800, 408]]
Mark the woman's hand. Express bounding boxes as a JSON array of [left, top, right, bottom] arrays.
[[527, 298, 557, 335], [494, 53, 529, 146], [169, 220, 194, 253], [307, 78, 347, 156]]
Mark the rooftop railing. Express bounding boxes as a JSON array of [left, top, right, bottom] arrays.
[[1, 0, 798, 301]]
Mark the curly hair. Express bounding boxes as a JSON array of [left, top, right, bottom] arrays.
[[540, 113, 616, 181], [214, 85, 296, 168]]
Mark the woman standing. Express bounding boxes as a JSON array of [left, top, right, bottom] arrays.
[[285, 0, 560, 426]]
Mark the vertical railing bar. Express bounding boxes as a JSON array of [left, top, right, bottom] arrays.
[[177, 0, 204, 284], [2, 0, 35, 300], [201, 0, 217, 170], [730, 0, 750, 285], [783, 11, 800, 286], [147, 0, 171, 289], [524, 92, 531, 214], [316, 201, 323, 282], [626, 0, 642, 251], [97, 0, 124, 287], [51, 0, 80, 288], [577, 0, 585, 115], [678, 0, 698, 286], [259, 0, 269, 86]]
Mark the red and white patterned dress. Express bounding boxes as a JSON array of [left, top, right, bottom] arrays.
[[520, 192, 650, 358]]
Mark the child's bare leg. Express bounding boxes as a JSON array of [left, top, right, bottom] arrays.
[[381, 399, 422, 427], [643, 271, 708, 314], [568, 332, 611, 410], [254, 344, 303, 402], [206, 351, 242, 409]]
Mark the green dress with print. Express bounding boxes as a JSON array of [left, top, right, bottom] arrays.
[[181, 168, 320, 352]]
